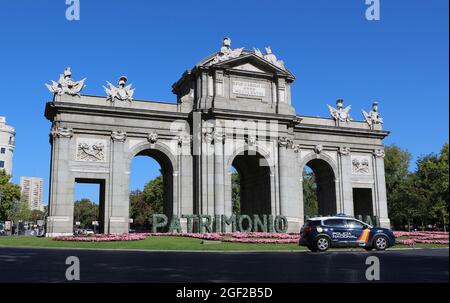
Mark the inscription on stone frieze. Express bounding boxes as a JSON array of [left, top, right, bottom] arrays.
[[232, 80, 265, 97]]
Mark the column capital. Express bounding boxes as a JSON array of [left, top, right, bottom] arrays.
[[178, 133, 192, 146], [278, 136, 294, 148], [339, 146, 351, 156], [213, 131, 225, 143], [111, 131, 127, 142], [51, 127, 73, 138], [373, 149, 385, 158], [204, 132, 214, 144]]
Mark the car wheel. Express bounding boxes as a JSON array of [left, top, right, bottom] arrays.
[[316, 236, 330, 252], [374, 236, 388, 251]]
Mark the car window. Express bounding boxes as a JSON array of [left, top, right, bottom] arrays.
[[304, 220, 321, 227], [323, 219, 346, 227], [346, 220, 365, 229]]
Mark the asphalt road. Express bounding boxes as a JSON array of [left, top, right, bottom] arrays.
[[0, 247, 448, 283]]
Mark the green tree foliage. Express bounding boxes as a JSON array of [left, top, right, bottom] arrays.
[[232, 172, 240, 215], [0, 170, 21, 220], [142, 175, 164, 215], [385, 143, 449, 230], [413, 143, 449, 230], [73, 198, 99, 228], [30, 209, 46, 222], [129, 189, 150, 227], [303, 169, 319, 218], [384, 145, 415, 229], [7, 198, 32, 222], [130, 176, 164, 230]]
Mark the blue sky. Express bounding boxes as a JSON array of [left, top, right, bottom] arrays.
[[0, 0, 448, 204]]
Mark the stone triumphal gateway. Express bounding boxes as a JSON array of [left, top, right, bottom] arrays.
[[44, 38, 390, 236]]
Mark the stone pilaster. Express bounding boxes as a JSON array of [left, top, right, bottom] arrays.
[[278, 137, 301, 232], [214, 131, 225, 215], [339, 146, 354, 216], [373, 149, 390, 228], [108, 131, 128, 234], [46, 127, 74, 237]]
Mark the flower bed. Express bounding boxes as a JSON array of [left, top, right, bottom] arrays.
[[52, 231, 449, 245], [53, 233, 147, 242], [53, 232, 301, 243], [148, 232, 301, 244], [393, 231, 449, 246]]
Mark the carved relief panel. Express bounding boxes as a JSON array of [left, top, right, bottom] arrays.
[[76, 138, 107, 162], [351, 155, 371, 175]]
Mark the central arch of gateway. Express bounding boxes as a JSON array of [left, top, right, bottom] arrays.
[[44, 39, 390, 236]]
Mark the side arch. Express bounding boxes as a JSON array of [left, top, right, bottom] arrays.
[[224, 142, 276, 218], [126, 140, 178, 173], [225, 143, 275, 175], [299, 151, 341, 216], [298, 152, 339, 177], [126, 140, 179, 222]]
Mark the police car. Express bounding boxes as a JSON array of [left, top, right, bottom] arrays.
[[299, 215, 396, 252]]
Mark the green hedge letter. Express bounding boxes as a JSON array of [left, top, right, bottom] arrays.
[[221, 215, 236, 232], [238, 215, 253, 232], [253, 215, 268, 232], [151, 214, 168, 233], [181, 215, 197, 233], [199, 215, 212, 233], [169, 215, 182, 233], [274, 215, 288, 233]]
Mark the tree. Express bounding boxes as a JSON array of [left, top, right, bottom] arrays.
[[0, 170, 21, 221], [232, 172, 240, 215], [384, 143, 449, 231], [303, 169, 319, 218], [130, 189, 151, 228], [7, 198, 32, 223], [142, 175, 164, 215], [414, 143, 449, 230], [73, 199, 99, 228], [384, 145, 415, 229], [129, 175, 165, 230], [30, 209, 46, 222]]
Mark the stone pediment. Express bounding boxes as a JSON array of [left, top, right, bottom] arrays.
[[231, 62, 267, 73], [197, 50, 295, 80]]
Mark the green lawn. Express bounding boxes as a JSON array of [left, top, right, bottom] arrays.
[[0, 236, 448, 251]]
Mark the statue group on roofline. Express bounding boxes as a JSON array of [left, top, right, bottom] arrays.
[[45, 38, 384, 128], [209, 37, 286, 70], [327, 98, 384, 128], [46, 67, 134, 102], [45, 67, 86, 97]]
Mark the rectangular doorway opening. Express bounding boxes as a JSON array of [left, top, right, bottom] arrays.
[[74, 178, 106, 234], [353, 188, 373, 217]]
